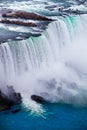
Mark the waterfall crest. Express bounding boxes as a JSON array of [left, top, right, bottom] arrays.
[[0, 14, 87, 106]]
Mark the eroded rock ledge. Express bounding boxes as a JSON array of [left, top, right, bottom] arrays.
[[0, 8, 53, 27], [0, 8, 53, 43]]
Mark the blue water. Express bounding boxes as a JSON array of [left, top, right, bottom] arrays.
[[1, 104, 87, 130], [0, 0, 87, 130]]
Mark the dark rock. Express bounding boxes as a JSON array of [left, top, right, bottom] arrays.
[[2, 10, 52, 21], [31, 95, 45, 103], [6, 85, 22, 105], [0, 105, 11, 111], [0, 90, 14, 107], [0, 87, 22, 111], [62, 8, 86, 15], [0, 19, 37, 27]]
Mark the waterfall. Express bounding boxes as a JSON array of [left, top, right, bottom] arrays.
[[0, 14, 87, 106]]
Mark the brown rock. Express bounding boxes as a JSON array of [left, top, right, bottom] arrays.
[[0, 19, 37, 27], [2, 10, 52, 21]]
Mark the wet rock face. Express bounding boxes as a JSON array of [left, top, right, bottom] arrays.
[[0, 86, 22, 111]]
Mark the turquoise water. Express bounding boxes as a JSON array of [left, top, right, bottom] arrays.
[[1, 104, 87, 130]]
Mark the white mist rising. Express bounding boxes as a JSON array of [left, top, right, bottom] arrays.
[[0, 14, 87, 108]]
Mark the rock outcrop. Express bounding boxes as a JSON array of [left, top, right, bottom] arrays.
[[2, 10, 52, 21], [0, 86, 22, 111], [31, 95, 46, 103], [0, 8, 53, 43], [0, 19, 37, 27]]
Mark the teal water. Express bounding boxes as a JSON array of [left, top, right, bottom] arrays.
[[1, 104, 87, 130]]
